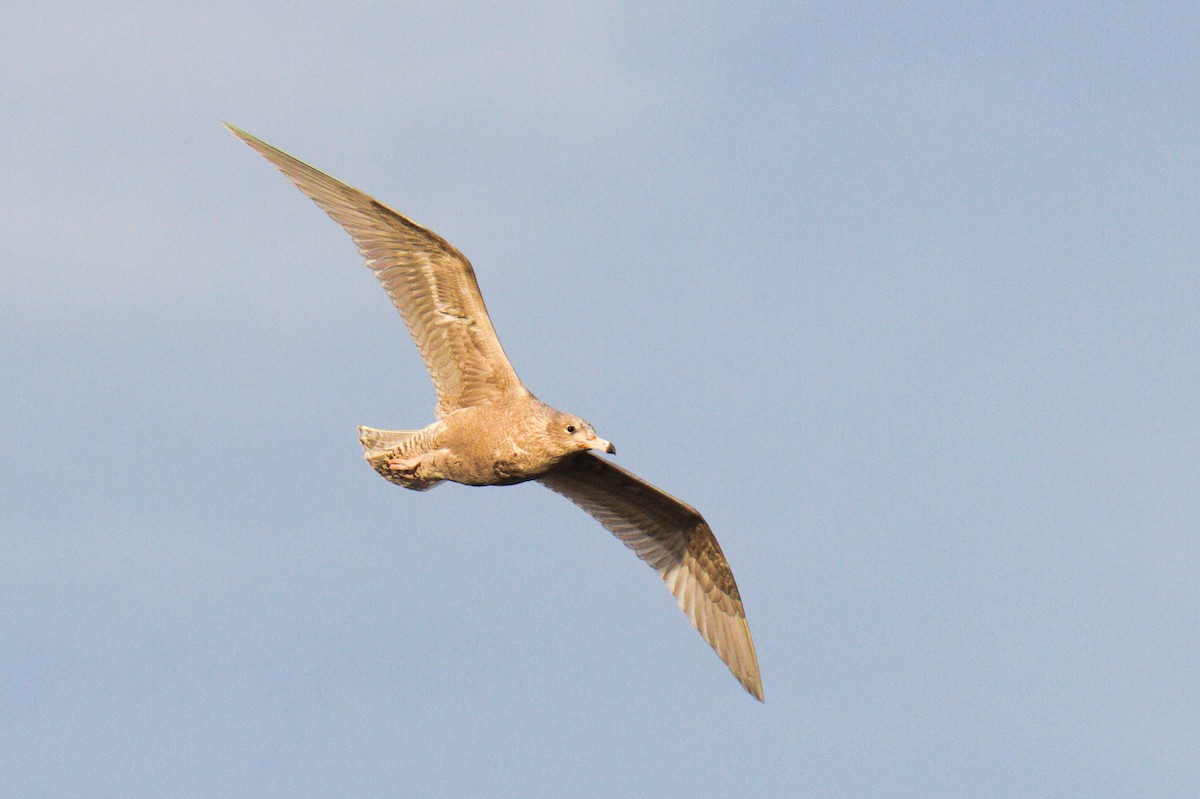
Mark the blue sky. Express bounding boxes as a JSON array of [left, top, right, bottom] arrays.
[[3, 3, 1198, 796]]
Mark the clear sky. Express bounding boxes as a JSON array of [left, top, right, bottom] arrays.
[[3, 3, 1198, 796]]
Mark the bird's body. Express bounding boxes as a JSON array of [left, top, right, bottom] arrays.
[[360, 396, 606, 489], [228, 123, 764, 700]]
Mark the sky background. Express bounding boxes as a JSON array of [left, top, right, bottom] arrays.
[[3, 2, 1198, 796]]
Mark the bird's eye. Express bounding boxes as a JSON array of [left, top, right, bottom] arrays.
[[566, 425, 576, 434]]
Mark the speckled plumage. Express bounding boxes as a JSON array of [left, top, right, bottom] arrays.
[[228, 123, 763, 701]]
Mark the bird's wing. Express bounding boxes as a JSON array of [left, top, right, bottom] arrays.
[[227, 124, 525, 416], [539, 452, 763, 700]]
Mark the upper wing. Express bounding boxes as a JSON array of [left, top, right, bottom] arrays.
[[539, 453, 763, 700], [227, 123, 525, 416]]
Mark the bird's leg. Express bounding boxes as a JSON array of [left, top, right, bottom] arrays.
[[387, 454, 423, 472], [387, 448, 453, 478]]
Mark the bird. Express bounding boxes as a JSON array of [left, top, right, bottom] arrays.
[[226, 123, 763, 701]]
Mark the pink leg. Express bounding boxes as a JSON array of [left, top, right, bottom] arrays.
[[387, 455, 422, 472]]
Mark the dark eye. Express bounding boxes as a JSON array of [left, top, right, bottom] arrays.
[[566, 425, 576, 434]]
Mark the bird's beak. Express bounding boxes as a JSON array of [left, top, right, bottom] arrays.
[[585, 434, 616, 455]]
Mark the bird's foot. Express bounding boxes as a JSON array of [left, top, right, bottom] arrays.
[[387, 455, 422, 473]]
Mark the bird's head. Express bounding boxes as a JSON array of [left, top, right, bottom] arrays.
[[547, 413, 615, 457]]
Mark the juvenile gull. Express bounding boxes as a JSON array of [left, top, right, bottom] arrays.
[[227, 124, 764, 701]]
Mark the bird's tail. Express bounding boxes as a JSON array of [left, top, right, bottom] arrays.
[[357, 425, 442, 491], [358, 425, 420, 458]]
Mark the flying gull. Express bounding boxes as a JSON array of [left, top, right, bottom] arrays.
[[227, 124, 763, 700]]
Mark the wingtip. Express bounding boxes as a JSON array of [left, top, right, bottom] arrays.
[[734, 656, 764, 702], [223, 121, 253, 142]]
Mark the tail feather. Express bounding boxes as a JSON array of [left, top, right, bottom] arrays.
[[358, 425, 419, 459], [357, 425, 442, 491]]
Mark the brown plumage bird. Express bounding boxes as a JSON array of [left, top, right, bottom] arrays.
[[227, 123, 763, 700]]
